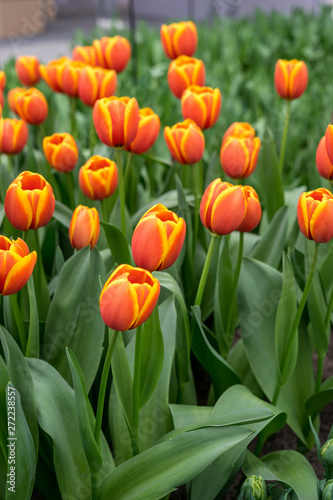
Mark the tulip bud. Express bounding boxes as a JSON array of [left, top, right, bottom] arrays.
[[181, 85, 221, 129], [274, 59, 308, 100], [322, 440, 333, 467], [241, 475, 267, 500], [78, 66, 117, 107], [316, 136, 333, 180], [325, 124, 333, 166], [297, 188, 333, 243], [72, 45, 97, 66], [5, 171, 55, 230], [11, 87, 48, 125], [0, 236, 37, 295], [164, 118, 205, 164], [220, 132, 261, 179], [0, 71, 6, 91], [99, 264, 160, 331], [39, 56, 70, 93], [132, 203, 186, 271], [15, 55, 40, 86], [126, 107, 160, 154], [160, 21, 198, 59], [79, 155, 118, 200], [93, 36, 131, 72], [323, 480, 333, 500], [61, 60, 87, 97], [43, 132, 78, 173], [69, 205, 100, 250], [0, 118, 28, 155], [167, 55, 205, 99]]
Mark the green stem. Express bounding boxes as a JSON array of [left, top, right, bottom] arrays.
[[194, 234, 219, 307], [225, 231, 244, 352], [94, 329, 119, 448], [70, 98, 77, 139], [9, 293, 26, 353], [132, 324, 143, 456], [279, 100, 291, 175], [115, 149, 127, 237], [124, 151, 133, 184]]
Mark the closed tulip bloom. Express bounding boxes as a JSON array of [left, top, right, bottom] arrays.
[[15, 55, 40, 86], [8, 87, 25, 115], [167, 55, 205, 99], [132, 203, 186, 271], [222, 122, 255, 142], [93, 36, 131, 72], [69, 205, 100, 250], [5, 171, 55, 230], [43, 132, 78, 173], [0, 118, 28, 154], [78, 66, 117, 107], [72, 45, 97, 67], [13, 87, 48, 125], [99, 264, 160, 331], [325, 124, 333, 165], [79, 155, 118, 200], [297, 188, 333, 243], [160, 21, 198, 60], [0, 71, 6, 91], [181, 85, 221, 129], [164, 118, 205, 164], [237, 186, 262, 232], [127, 107, 160, 154], [39, 56, 69, 93], [61, 60, 87, 97], [220, 134, 261, 179], [316, 136, 333, 180], [93, 96, 139, 148], [0, 236, 37, 295], [274, 59, 308, 100]]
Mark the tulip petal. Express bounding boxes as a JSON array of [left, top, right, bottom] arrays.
[[100, 278, 139, 332], [133, 279, 160, 329], [2, 251, 37, 296], [310, 199, 333, 243], [132, 217, 167, 271], [211, 186, 246, 235], [160, 217, 186, 270], [4, 185, 32, 231]]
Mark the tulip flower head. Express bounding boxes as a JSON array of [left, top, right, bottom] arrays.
[[274, 59, 308, 100], [43, 132, 78, 173], [99, 264, 160, 331], [220, 124, 261, 179], [181, 85, 222, 129], [297, 188, 333, 243], [10, 87, 48, 125], [69, 205, 100, 250], [126, 107, 160, 154], [316, 136, 333, 180], [78, 66, 117, 107], [5, 171, 55, 231], [0, 118, 28, 155], [79, 155, 118, 200], [93, 36, 131, 72], [8, 87, 25, 115], [222, 122, 256, 141], [0, 90, 4, 112], [164, 118, 205, 164], [160, 21, 198, 59], [325, 124, 333, 166], [39, 56, 70, 93], [0, 71, 6, 91], [132, 203, 186, 272], [15, 55, 40, 86], [61, 60, 87, 97], [167, 55, 205, 99], [0, 236, 37, 295], [72, 45, 97, 66]]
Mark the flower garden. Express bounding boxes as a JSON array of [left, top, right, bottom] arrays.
[[1, 5, 333, 500]]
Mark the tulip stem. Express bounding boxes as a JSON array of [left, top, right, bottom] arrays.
[[70, 98, 77, 139], [132, 324, 143, 456], [94, 329, 119, 448], [279, 100, 291, 176], [194, 234, 219, 307], [115, 150, 127, 238], [9, 293, 27, 353]]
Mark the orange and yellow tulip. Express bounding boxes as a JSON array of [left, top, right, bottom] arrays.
[[274, 59, 308, 100], [79, 155, 118, 200], [181, 85, 221, 129], [93, 36, 131, 72], [43, 132, 78, 173], [61, 60, 87, 97], [69, 205, 100, 250], [10, 87, 48, 125], [160, 21, 198, 60], [93, 96, 139, 148], [5, 171, 55, 230], [316, 136, 333, 180], [220, 127, 261, 179], [325, 124, 333, 166], [72, 45, 97, 66], [132, 203, 186, 272], [297, 188, 333, 243], [99, 264, 160, 331], [0, 118, 28, 154], [15, 55, 40, 86], [222, 122, 256, 141], [164, 118, 205, 164], [237, 186, 262, 232], [0, 71, 6, 91], [39, 57, 69, 93], [126, 107, 160, 154], [8, 87, 25, 115], [167, 55, 205, 99], [78, 66, 117, 107], [0, 236, 37, 295], [0, 90, 4, 112]]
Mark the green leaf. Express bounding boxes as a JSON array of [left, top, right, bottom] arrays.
[[306, 387, 333, 419], [100, 221, 133, 265], [52, 200, 73, 229], [227, 340, 263, 398], [25, 276, 39, 358]]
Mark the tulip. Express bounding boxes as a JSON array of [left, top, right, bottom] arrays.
[[126, 107, 160, 154], [0, 71, 6, 91], [321, 439, 333, 467], [0, 118, 28, 155], [69, 205, 100, 250], [222, 122, 255, 142], [164, 118, 205, 164], [181, 85, 221, 129], [8, 87, 25, 115], [79, 155, 118, 200], [61, 60, 87, 97], [78, 66, 117, 107], [160, 21, 198, 60], [43, 132, 78, 173], [274, 59, 308, 100], [325, 124, 333, 166], [167, 55, 205, 99], [323, 480, 333, 500], [242, 475, 267, 500], [93, 36, 131, 72], [237, 186, 262, 232], [11, 87, 48, 125], [316, 136, 333, 180], [297, 188, 333, 243], [5, 171, 55, 230], [0, 90, 4, 113], [72, 45, 97, 67], [220, 132, 261, 179], [0, 236, 37, 295], [132, 203, 186, 271], [39, 56, 70, 93], [99, 264, 160, 331], [15, 55, 40, 86], [93, 96, 139, 148]]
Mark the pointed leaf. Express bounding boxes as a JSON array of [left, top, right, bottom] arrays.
[[100, 221, 132, 265]]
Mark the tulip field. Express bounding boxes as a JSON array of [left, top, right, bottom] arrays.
[[1, 5, 333, 499]]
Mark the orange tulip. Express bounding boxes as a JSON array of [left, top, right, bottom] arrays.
[[274, 59, 308, 100], [69, 205, 100, 250], [15, 55, 40, 86], [8, 87, 25, 115], [99, 264, 160, 331], [220, 130, 261, 179], [0, 90, 4, 112], [11, 87, 48, 125], [39, 56, 70, 93], [222, 122, 255, 142], [237, 186, 262, 232], [43, 132, 78, 173], [181, 85, 221, 130], [126, 107, 160, 154], [297, 188, 333, 243], [72, 45, 97, 67], [93, 96, 139, 148], [164, 118, 205, 164], [79, 155, 118, 200], [132, 203, 186, 271], [325, 124, 333, 166], [78, 66, 117, 107], [0, 236, 37, 295], [61, 60, 87, 97], [160, 21, 198, 60], [0, 71, 6, 91], [167, 55, 205, 99], [93, 36, 131, 72], [5, 171, 55, 230], [0, 118, 28, 154], [316, 136, 333, 180]]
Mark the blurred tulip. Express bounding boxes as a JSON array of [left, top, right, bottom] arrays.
[[61, 60, 87, 97], [126, 107, 160, 154], [39, 56, 69, 92], [167, 55, 205, 99], [316, 136, 333, 180], [11, 87, 48, 125], [8, 87, 25, 115], [78, 66, 117, 107], [220, 130, 261, 179], [0, 236, 37, 295], [99, 263, 160, 331], [160, 21, 198, 59], [181, 85, 221, 129], [72, 45, 97, 66], [274, 59, 308, 100], [79, 155, 118, 200], [15, 55, 40, 86], [5, 171, 55, 230], [93, 36, 131, 72], [69, 205, 100, 250], [0, 71, 6, 91], [325, 124, 333, 165], [132, 203, 186, 271], [164, 118, 204, 164], [93, 96, 139, 148], [0, 90, 4, 112], [0, 118, 28, 154], [237, 186, 262, 232], [43, 132, 78, 173], [222, 122, 255, 141], [297, 188, 333, 243]]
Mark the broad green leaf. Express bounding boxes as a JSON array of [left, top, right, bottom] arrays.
[[306, 387, 333, 419], [227, 340, 263, 398], [100, 221, 133, 265], [170, 405, 212, 429], [52, 200, 73, 229], [25, 276, 39, 358]]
